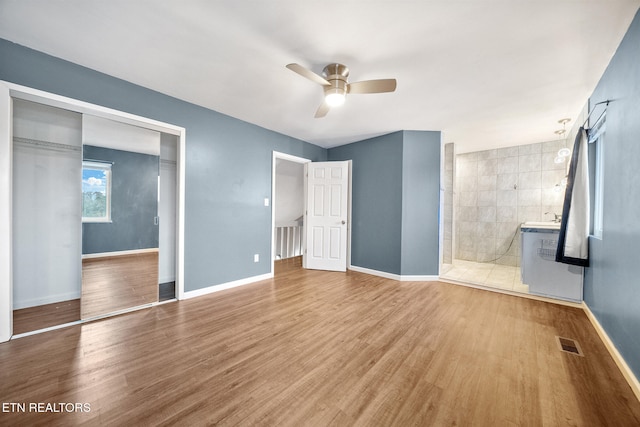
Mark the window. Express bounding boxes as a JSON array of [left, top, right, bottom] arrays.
[[589, 116, 605, 239], [82, 161, 111, 222]]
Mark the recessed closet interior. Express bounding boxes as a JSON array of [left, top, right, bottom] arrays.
[[11, 98, 178, 335]]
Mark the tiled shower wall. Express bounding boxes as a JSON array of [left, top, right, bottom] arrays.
[[442, 143, 454, 264], [455, 140, 569, 266]]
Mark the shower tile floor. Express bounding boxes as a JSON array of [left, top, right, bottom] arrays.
[[440, 259, 530, 294]]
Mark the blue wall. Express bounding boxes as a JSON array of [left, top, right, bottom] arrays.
[[328, 130, 441, 276], [0, 38, 327, 292], [0, 38, 443, 292], [82, 145, 159, 255], [328, 132, 405, 274], [584, 10, 640, 379], [401, 131, 441, 275]]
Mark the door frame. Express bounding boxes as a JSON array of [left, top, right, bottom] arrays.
[[0, 81, 186, 342], [270, 151, 352, 275], [271, 151, 311, 275]]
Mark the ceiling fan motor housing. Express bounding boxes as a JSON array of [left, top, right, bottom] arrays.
[[323, 63, 349, 97]]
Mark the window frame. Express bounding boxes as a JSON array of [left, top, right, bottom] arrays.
[[82, 160, 112, 223]]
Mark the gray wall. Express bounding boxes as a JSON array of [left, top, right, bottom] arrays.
[[1, 38, 442, 290], [328, 130, 441, 276], [329, 132, 404, 274], [0, 38, 326, 292], [401, 131, 441, 275], [82, 145, 159, 254], [584, 9, 640, 380]]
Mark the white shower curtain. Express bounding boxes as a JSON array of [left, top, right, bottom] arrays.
[[556, 127, 590, 266]]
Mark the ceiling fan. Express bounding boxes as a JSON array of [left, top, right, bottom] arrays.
[[286, 63, 397, 118]]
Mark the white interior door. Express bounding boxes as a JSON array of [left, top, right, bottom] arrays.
[[304, 161, 349, 272]]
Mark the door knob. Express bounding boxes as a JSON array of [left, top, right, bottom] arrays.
[[342, 220, 346, 224]]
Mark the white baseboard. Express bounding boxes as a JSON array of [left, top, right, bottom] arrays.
[[399, 274, 440, 282], [348, 265, 438, 282], [82, 248, 159, 259], [582, 302, 640, 402], [183, 272, 273, 299], [13, 291, 81, 310]]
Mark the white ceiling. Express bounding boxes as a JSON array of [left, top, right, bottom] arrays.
[[1, 1, 638, 152]]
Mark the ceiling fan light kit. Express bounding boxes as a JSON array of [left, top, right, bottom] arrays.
[[325, 90, 346, 107], [286, 62, 397, 118]]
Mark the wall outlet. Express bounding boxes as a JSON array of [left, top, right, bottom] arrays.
[[254, 254, 259, 263], [264, 198, 270, 207]]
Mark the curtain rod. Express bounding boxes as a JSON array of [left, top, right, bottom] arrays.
[[582, 100, 610, 129]]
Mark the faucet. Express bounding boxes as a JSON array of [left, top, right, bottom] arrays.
[[545, 212, 562, 223]]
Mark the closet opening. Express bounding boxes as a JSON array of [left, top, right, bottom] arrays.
[[0, 82, 185, 340]]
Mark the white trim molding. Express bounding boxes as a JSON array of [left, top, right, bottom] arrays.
[[582, 302, 640, 402], [0, 84, 12, 342], [182, 273, 273, 300], [81, 248, 159, 259], [349, 265, 439, 282]]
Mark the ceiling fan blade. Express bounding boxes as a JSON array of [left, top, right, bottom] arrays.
[[286, 63, 331, 86], [348, 79, 397, 94], [314, 102, 330, 118]]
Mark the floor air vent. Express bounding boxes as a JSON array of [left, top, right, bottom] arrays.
[[556, 336, 584, 356]]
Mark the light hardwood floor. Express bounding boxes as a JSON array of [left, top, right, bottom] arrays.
[[1, 267, 639, 426], [81, 252, 159, 319], [13, 253, 160, 334], [12, 299, 80, 335]]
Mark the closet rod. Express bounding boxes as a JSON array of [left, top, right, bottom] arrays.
[[13, 136, 81, 152]]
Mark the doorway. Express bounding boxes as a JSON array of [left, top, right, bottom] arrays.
[[272, 152, 309, 275], [11, 99, 82, 334], [0, 81, 185, 341], [271, 152, 352, 276], [80, 114, 162, 320], [159, 133, 178, 301]]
